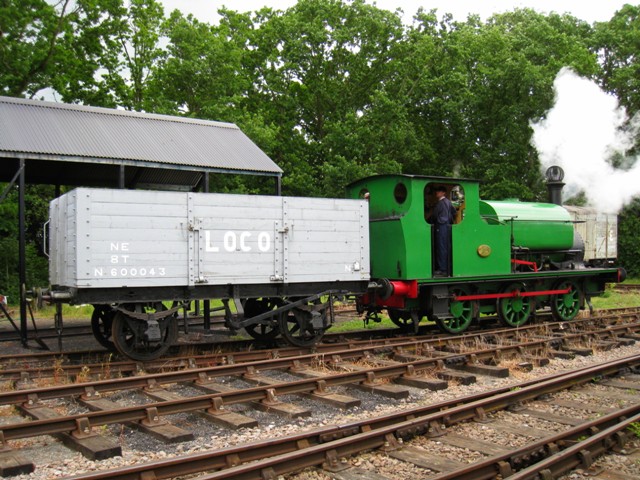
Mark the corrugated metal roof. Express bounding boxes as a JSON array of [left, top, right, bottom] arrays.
[[0, 96, 282, 176]]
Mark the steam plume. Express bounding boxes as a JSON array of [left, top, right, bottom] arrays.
[[531, 67, 640, 213]]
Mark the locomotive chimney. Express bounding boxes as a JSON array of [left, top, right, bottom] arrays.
[[545, 165, 565, 206]]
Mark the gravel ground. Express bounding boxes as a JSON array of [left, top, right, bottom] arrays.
[[4, 342, 640, 479]]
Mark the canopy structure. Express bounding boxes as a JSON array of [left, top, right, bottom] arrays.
[[0, 96, 283, 344], [0, 95, 282, 190]]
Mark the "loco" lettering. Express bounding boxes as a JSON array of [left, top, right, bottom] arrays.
[[205, 231, 271, 253]]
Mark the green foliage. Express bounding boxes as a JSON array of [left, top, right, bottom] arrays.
[[0, 184, 53, 301], [330, 313, 396, 333], [31, 303, 95, 320], [594, 5, 640, 115], [0, 240, 48, 302], [0, 0, 60, 97], [0, 236, 19, 300], [59, 0, 166, 109], [563, 191, 588, 207], [149, 9, 248, 117], [628, 422, 640, 439], [618, 198, 640, 277], [239, 0, 409, 197]]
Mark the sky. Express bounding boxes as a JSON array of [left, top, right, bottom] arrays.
[[158, 0, 631, 25]]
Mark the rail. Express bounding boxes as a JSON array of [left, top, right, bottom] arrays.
[[61, 354, 640, 480]]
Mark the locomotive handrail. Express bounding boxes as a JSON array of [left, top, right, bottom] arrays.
[[479, 215, 516, 226], [369, 214, 404, 222], [483, 216, 577, 224], [506, 218, 576, 223]]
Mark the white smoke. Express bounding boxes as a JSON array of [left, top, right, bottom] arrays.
[[531, 67, 640, 214]]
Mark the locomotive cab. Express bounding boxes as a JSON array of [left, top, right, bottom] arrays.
[[347, 174, 512, 280]]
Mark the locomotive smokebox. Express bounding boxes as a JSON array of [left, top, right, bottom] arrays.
[[545, 165, 565, 206]]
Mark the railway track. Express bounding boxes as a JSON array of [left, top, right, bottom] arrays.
[[1, 306, 639, 375], [37, 353, 640, 479], [614, 283, 640, 293], [0, 312, 639, 477], [0, 312, 633, 385]]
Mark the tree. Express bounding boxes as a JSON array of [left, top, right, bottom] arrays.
[[110, 0, 165, 110], [242, 0, 408, 196], [464, 11, 576, 199], [0, 0, 166, 108], [0, 185, 51, 300], [0, 0, 72, 97], [55, 0, 165, 109], [594, 4, 640, 116], [618, 198, 640, 277], [394, 10, 474, 177], [149, 10, 250, 118], [592, 5, 640, 277], [145, 8, 282, 194], [398, 9, 600, 200]]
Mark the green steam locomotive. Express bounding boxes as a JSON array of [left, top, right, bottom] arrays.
[[347, 173, 625, 334]]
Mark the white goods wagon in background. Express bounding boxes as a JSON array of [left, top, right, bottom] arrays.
[[564, 206, 618, 267]]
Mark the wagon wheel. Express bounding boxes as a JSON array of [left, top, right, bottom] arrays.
[[497, 283, 532, 327], [90, 304, 117, 350], [387, 308, 416, 332], [112, 302, 178, 361], [551, 280, 582, 321], [243, 298, 281, 341], [436, 286, 475, 334], [278, 299, 328, 348]]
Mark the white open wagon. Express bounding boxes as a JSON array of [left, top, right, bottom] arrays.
[[48, 188, 370, 359]]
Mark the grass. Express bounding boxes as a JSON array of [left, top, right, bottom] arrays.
[[331, 314, 397, 332], [21, 303, 95, 321], [628, 422, 640, 439], [591, 277, 640, 310]]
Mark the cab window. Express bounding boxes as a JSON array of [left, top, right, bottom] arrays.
[[424, 183, 465, 224]]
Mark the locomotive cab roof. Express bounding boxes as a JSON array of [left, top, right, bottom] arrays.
[[346, 174, 480, 221], [346, 173, 481, 190]]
